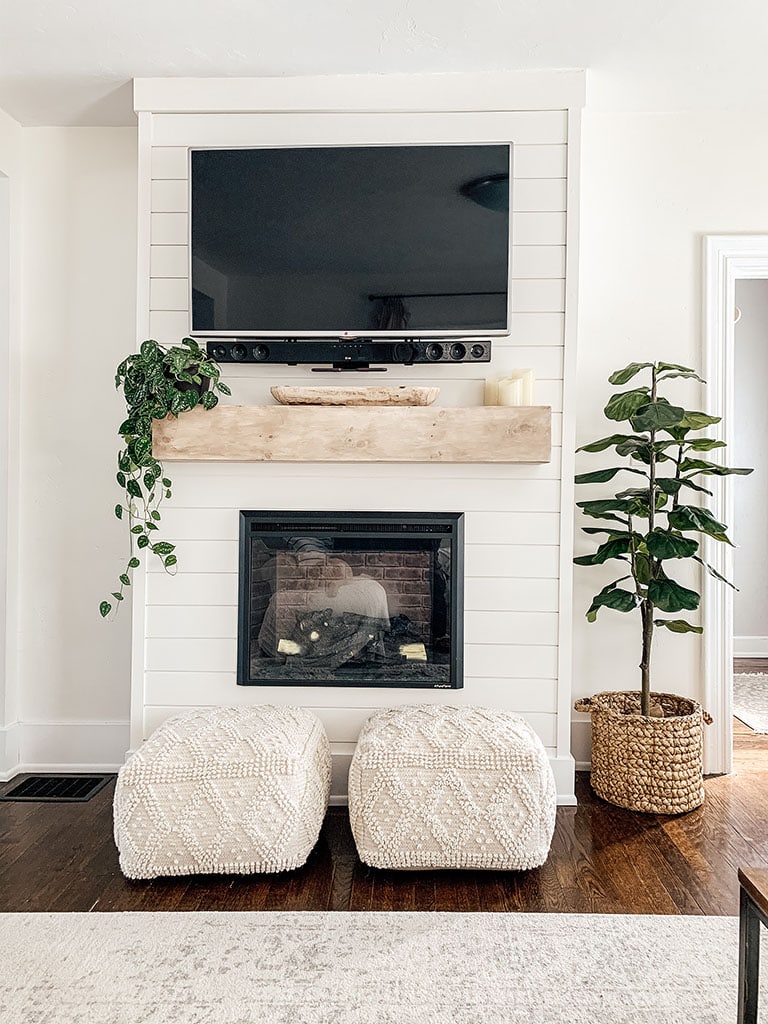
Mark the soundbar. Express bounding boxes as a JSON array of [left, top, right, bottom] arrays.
[[205, 338, 492, 370]]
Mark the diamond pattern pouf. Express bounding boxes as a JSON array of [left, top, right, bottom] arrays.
[[113, 706, 331, 879], [348, 705, 556, 870]]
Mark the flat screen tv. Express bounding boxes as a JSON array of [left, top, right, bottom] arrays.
[[189, 144, 511, 337]]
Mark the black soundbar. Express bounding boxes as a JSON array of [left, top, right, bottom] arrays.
[[205, 338, 492, 369]]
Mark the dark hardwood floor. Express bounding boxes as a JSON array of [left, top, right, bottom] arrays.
[[2, 661, 766, 916]]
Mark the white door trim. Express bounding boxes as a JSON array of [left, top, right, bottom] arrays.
[[702, 235, 768, 774]]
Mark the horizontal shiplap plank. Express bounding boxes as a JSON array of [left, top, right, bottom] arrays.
[[151, 147, 188, 180], [151, 179, 189, 212], [149, 310, 191, 343], [513, 144, 568, 178], [465, 643, 557, 678], [150, 278, 189, 312], [465, 577, 558, 612], [150, 245, 189, 278], [165, 476, 562, 513], [508, 312, 564, 346], [151, 111, 568, 148], [512, 178, 566, 213], [512, 212, 566, 245], [465, 610, 558, 645], [145, 540, 560, 578], [155, 508, 560, 545], [144, 673, 558, 710], [511, 246, 566, 279], [150, 212, 187, 245], [511, 279, 565, 313]]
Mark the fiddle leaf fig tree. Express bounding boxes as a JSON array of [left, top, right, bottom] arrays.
[[100, 337, 231, 618], [575, 361, 752, 716]]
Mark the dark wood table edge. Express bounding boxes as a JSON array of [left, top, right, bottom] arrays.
[[738, 868, 768, 1024]]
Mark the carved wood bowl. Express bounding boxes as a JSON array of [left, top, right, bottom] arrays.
[[270, 385, 440, 407]]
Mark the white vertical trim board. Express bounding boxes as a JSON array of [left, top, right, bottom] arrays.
[[702, 235, 768, 775]]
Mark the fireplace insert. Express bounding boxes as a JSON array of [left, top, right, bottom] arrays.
[[237, 511, 464, 688]]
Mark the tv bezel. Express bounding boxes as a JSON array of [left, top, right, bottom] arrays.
[[187, 142, 513, 339]]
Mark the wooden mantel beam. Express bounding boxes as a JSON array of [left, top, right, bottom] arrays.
[[151, 405, 552, 464]]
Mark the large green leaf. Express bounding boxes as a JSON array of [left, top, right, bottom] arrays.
[[677, 410, 721, 430], [630, 401, 685, 431], [586, 586, 640, 621], [648, 577, 700, 612], [680, 457, 752, 478], [657, 362, 696, 373], [657, 371, 706, 383], [685, 438, 726, 452], [604, 388, 650, 422], [577, 433, 641, 454], [573, 536, 632, 566], [645, 530, 699, 559], [608, 362, 653, 385], [654, 618, 703, 634], [655, 477, 682, 495], [574, 466, 646, 485], [667, 505, 732, 544], [99, 601, 112, 618], [576, 498, 637, 518]]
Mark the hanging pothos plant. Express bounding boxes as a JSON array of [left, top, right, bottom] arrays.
[[100, 337, 230, 617]]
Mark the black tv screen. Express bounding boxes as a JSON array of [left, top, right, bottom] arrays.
[[190, 144, 510, 336]]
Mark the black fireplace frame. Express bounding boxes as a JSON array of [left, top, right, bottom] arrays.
[[237, 510, 464, 689]]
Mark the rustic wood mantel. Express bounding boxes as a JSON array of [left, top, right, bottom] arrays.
[[151, 405, 552, 463]]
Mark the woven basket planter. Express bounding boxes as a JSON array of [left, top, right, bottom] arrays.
[[574, 691, 713, 814]]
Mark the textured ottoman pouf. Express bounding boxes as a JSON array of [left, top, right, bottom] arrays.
[[113, 705, 331, 879], [348, 705, 556, 870]]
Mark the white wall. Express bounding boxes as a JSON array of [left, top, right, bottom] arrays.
[[733, 278, 768, 653], [12, 128, 137, 771], [8, 97, 768, 780], [572, 110, 768, 763], [0, 105, 23, 776]]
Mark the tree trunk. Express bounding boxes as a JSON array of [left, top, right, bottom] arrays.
[[640, 599, 654, 716]]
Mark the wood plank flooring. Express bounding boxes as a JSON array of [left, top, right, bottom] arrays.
[[2, 663, 765, 915]]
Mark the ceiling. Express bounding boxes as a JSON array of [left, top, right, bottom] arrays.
[[0, 1, 767, 126]]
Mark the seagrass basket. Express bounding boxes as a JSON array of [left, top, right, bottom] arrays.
[[574, 691, 713, 814]]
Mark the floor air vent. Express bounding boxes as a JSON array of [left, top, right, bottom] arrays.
[[0, 774, 112, 802]]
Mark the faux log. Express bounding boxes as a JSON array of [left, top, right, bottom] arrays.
[[151, 405, 552, 463]]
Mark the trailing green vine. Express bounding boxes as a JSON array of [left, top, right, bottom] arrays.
[[100, 337, 230, 617]]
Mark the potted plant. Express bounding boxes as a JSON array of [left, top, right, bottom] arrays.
[[100, 337, 231, 617], [573, 360, 751, 813]]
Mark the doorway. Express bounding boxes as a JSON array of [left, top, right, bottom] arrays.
[[703, 236, 768, 774]]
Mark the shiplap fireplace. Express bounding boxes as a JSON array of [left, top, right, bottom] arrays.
[[131, 71, 584, 804]]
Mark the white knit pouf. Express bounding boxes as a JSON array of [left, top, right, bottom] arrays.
[[113, 706, 331, 879], [348, 705, 556, 870]]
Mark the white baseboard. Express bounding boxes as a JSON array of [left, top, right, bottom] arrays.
[[734, 636, 768, 658], [0, 720, 130, 781]]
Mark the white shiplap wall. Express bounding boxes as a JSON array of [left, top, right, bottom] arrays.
[[133, 74, 583, 803]]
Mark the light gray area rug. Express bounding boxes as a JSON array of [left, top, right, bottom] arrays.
[[734, 672, 768, 732], [0, 911, 762, 1024]]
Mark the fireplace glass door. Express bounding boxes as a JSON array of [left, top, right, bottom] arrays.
[[237, 511, 464, 688]]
